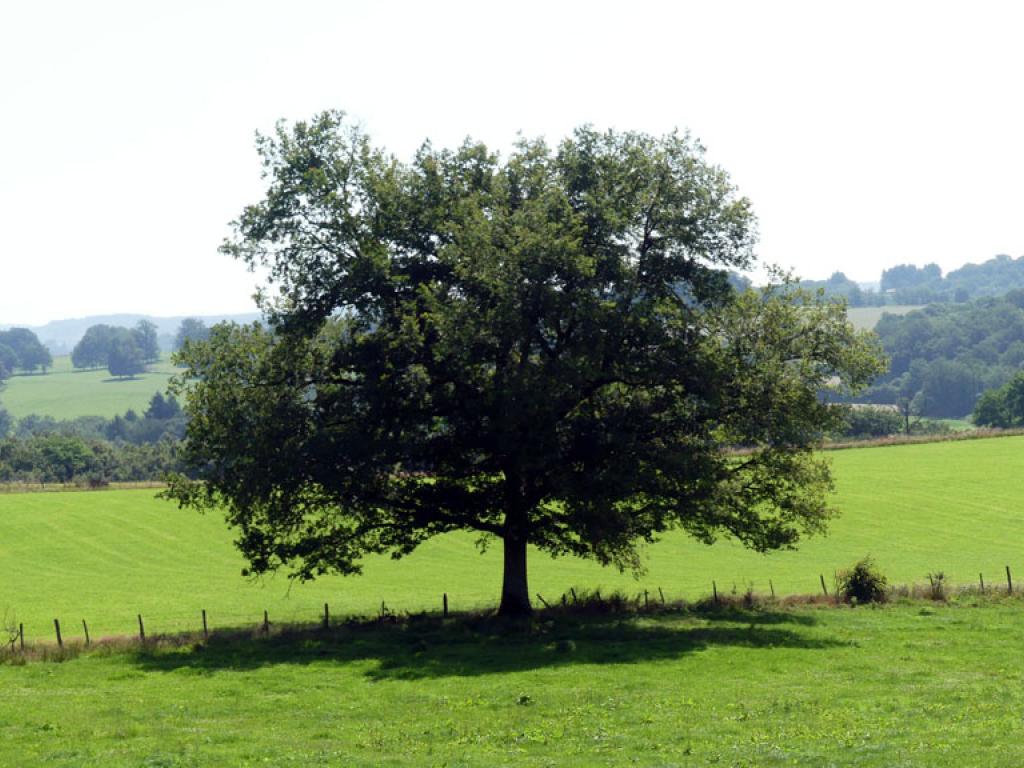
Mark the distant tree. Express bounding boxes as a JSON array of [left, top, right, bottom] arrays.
[[72, 324, 121, 369], [973, 373, 1024, 428], [915, 359, 982, 418], [0, 407, 11, 439], [107, 337, 145, 379], [144, 391, 181, 420], [0, 328, 51, 373], [0, 344, 15, 381], [133, 320, 161, 362], [173, 318, 209, 351], [35, 434, 94, 483]]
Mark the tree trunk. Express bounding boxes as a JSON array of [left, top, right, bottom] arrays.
[[497, 534, 532, 617]]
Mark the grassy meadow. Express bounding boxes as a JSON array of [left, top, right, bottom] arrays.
[[3, 435, 1024, 764], [3, 435, 1024, 640], [4, 600, 1024, 766], [1, 354, 176, 420], [845, 304, 924, 330]]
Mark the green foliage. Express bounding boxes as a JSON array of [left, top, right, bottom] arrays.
[[72, 321, 160, 371], [107, 335, 145, 378], [833, 405, 903, 439], [0, 434, 180, 484], [71, 324, 121, 369], [168, 111, 884, 615], [851, 293, 1024, 417], [133, 319, 160, 362], [0, 328, 51, 373], [0, 344, 16, 381], [973, 372, 1024, 428], [173, 318, 209, 351], [800, 271, 881, 307], [836, 557, 888, 603]]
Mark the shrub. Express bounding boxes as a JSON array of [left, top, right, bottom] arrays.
[[836, 557, 888, 604]]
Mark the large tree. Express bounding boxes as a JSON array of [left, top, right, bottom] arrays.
[[168, 112, 884, 616]]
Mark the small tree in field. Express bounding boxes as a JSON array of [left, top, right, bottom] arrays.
[[167, 112, 885, 617]]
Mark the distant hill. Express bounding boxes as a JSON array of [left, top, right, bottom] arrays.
[[0, 312, 262, 355], [802, 254, 1024, 308]]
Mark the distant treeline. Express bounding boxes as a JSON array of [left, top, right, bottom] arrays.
[[0, 392, 186, 484], [804, 254, 1024, 307], [843, 290, 1024, 418]]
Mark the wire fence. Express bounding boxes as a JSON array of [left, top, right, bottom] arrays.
[[5, 565, 1023, 654]]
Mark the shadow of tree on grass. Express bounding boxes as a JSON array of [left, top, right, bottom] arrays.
[[132, 609, 847, 681]]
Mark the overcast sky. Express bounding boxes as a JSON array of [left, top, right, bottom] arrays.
[[2, 0, 1023, 325]]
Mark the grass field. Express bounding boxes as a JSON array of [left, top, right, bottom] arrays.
[[5, 436, 1024, 764], [0, 354, 176, 420], [3, 600, 1024, 765], [3, 435, 1024, 640], [846, 304, 924, 330]]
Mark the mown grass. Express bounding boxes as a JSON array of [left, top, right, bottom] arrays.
[[845, 304, 925, 330], [2, 599, 1024, 766], [4, 435, 1024, 764], [1, 354, 176, 420], [3, 435, 1024, 642]]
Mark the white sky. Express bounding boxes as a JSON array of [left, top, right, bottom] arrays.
[[2, 0, 1023, 325]]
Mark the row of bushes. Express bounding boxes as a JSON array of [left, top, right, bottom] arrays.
[[0, 434, 183, 485]]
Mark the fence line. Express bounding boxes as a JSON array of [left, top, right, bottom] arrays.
[[5, 570, 1024, 653]]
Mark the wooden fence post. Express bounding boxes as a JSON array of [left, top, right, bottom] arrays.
[[202, 609, 208, 640], [658, 587, 666, 605], [18, 623, 24, 652], [443, 593, 449, 617], [54, 619, 62, 649], [712, 581, 718, 604], [979, 573, 985, 594], [1007, 566, 1014, 595], [82, 619, 90, 647], [263, 610, 269, 634], [323, 603, 330, 630], [137, 614, 146, 643], [769, 579, 776, 598], [820, 574, 828, 597]]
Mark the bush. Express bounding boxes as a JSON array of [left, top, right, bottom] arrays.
[[836, 557, 888, 604], [833, 405, 903, 440]]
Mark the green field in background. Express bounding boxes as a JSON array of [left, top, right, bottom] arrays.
[[1, 355, 175, 420], [845, 304, 924, 330]]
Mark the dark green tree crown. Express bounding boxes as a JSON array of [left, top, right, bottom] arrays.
[[169, 112, 884, 586]]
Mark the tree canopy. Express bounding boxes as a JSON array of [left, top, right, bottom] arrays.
[[167, 112, 884, 616], [107, 335, 145, 378], [173, 318, 210, 351], [0, 328, 51, 374], [72, 321, 160, 370]]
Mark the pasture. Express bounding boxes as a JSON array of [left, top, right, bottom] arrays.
[[0, 355, 176, 420], [4, 435, 1024, 765], [845, 304, 924, 330], [3, 601, 1024, 766], [3, 434, 1024, 638]]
